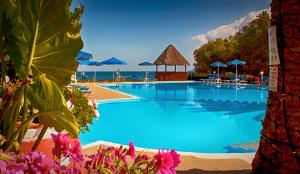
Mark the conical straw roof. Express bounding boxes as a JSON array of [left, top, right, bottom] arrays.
[[154, 44, 190, 66]]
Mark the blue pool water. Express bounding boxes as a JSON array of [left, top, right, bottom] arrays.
[[79, 82, 268, 153]]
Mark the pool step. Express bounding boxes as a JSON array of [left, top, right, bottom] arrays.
[[223, 142, 258, 153]]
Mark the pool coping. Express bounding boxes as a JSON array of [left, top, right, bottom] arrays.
[[99, 80, 199, 86], [82, 140, 256, 164], [99, 80, 255, 86]]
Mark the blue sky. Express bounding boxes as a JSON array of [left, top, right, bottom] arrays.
[[72, 0, 271, 71]]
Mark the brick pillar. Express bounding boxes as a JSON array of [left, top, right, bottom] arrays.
[[252, 0, 300, 173]]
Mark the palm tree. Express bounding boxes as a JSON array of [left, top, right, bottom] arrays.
[[252, 0, 300, 173]]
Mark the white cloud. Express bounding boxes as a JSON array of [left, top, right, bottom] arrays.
[[191, 8, 271, 46]]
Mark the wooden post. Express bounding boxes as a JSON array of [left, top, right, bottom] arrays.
[[165, 65, 167, 72], [185, 65, 187, 72], [175, 65, 177, 72], [156, 65, 158, 72]]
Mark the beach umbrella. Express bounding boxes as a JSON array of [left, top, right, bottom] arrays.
[[100, 57, 127, 65], [210, 61, 227, 80], [78, 59, 97, 65], [75, 51, 93, 84], [139, 62, 153, 80], [78, 60, 103, 82], [76, 51, 93, 60], [93, 61, 103, 82], [227, 59, 246, 80], [100, 57, 127, 80]]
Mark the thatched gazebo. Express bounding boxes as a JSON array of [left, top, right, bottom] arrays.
[[153, 44, 190, 81]]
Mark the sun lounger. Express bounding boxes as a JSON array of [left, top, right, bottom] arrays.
[[79, 86, 90, 91], [239, 76, 248, 84], [200, 74, 217, 82], [67, 83, 81, 89], [215, 78, 222, 83], [78, 86, 93, 96], [82, 90, 92, 95], [206, 74, 217, 82], [223, 75, 240, 83]]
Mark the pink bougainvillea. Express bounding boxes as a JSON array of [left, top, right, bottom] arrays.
[[51, 133, 71, 157], [154, 150, 181, 174], [126, 140, 136, 159], [0, 134, 181, 173]]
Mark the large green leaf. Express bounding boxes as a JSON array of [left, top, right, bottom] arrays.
[[38, 108, 80, 137], [27, 75, 66, 111], [27, 75, 80, 137], [0, 0, 28, 74], [1, 0, 83, 87]]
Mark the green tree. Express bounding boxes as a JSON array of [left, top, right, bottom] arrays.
[[194, 11, 270, 75], [194, 38, 231, 73]]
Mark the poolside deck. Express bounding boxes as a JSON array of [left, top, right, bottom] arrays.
[[80, 82, 133, 100], [80, 82, 253, 173]]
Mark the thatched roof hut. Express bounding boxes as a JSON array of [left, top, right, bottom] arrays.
[[153, 44, 190, 81], [154, 44, 190, 66]]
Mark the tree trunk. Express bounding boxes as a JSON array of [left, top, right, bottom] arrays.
[[252, 0, 300, 173]]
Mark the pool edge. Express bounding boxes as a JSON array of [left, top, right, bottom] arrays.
[[82, 140, 255, 164]]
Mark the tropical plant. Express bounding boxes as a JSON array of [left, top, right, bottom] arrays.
[[224, 72, 235, 79], [0, 0, 83, 152], [64, 87, 98, 133], [188, 72, 209, 80]]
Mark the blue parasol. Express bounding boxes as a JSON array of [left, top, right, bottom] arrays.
[[76, 51, 93, 60], [210, 61, 228, 67], [139, 62, 153, 66], [139, 62, 153, 81], [74, 51, 93, 83], [78, 59, 97, 65], [78, 60, 103, 82], [227, 59, 246, 80], [100, 57, 127, 80], [210, 61, 227, 81], [100, 57, 127, 65]]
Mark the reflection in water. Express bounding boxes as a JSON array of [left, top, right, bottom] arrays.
[[183, 100, 266, 116], [113, 83, 268, 118]]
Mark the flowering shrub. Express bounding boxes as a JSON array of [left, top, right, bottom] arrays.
[[64, 88, 98, 133], [0, 133, 181, 174]]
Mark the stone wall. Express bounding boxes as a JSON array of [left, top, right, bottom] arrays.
[[252, 0, 300, 173]]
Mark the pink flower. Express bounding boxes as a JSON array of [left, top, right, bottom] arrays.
[[40, 157, 54, 173], [70, 140, 84, 163], [5, 161, 26, 173], [51, 133, 71, 158], [154, 150, 181, 174], [126, 141, 136, 159], [154, 151, 174, 174], [0, 160, 7, 172], [20, 151, 53, 173], [170, 149, 180, 168]]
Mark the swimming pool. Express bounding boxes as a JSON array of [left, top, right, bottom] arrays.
[[79, 82, 268, 153]]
